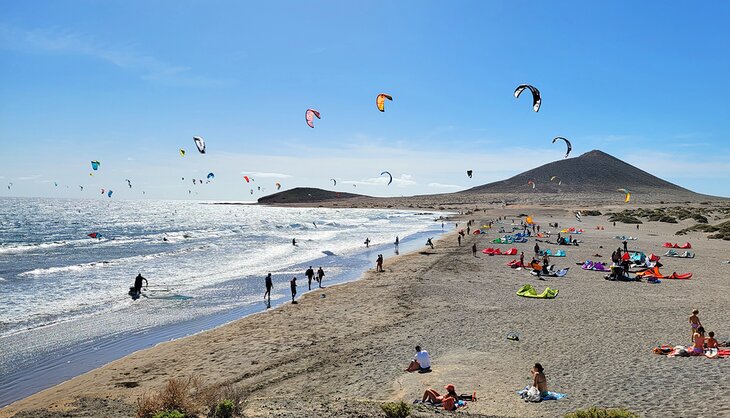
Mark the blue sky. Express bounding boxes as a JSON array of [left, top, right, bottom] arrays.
[[1, 1, 729, 200]]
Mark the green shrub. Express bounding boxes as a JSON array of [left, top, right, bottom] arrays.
[[152, 411, 185, 418], [381, 401, 411, 418], [564, 406, 641, 418], [581, 210, 602, 216], [211, 400, 235, 418]]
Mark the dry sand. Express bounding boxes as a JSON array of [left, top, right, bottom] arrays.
[[2, 205, 729, 418]]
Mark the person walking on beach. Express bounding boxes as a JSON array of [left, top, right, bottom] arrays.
[[364, 237, 371, 248], [426, 238, 434, 249], [520, 252, 525, 267], [264, 273, 273, 307], [290, 277, 297, 304], [305, 266, 315, 290], [458, 234, 462, 246], [534, 243, 540, 257], [472, 243, 477, 257], [395, 236, 399, 247], [316, 267, 325, 288], [622, 240, 628, 252], [689, 310, 702, 342], [376, 254, 384, 272]]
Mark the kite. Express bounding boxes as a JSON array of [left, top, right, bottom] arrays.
[[179, 149, 186, 157], [552, 137, 572, 158], [193, 136, 206, 154], [550, 175, 562, 185], [193, 179, 197, 185], [101, 188, 105, 195], [107, 190, 113, 198], [87, 232, 102, 239], [575, 211, 582, 222], [376, 93, 393, 112], [380, 171, 393, 186], [330, 178, 337, 186], [617, 188, 631, 203], [467, 170, 473, 178], [207, 173, 215, 180], [305, 109, 320, 128], [79, 186, 84, 191], [125, 179, 132, 188], [514, 84, 541, 112], [243, 176, 251, 183], [91, 160, 101, 171], [527, 180, 536, 189], [7, 182, 12, 190], [275, 182, 281, 190]]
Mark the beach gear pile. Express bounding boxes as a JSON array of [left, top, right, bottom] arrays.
[[482, 247, 518, 256], [516, 284, 558, 299], [538, 249, 566, 257], [614, 235, 638, 240], [581, 260, 610, 272], [530, 266, 569, 277], [664, 249, 695, 258], [635, 266, 692, 280], [653, 345, 730, 359], [517, 386, 567, 402], [662, 242, 692, 249]]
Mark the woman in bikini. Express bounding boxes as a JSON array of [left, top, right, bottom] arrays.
[[689, 310, 702, 342], [689, 327, 706, 355], [531, 363, 549, 398]]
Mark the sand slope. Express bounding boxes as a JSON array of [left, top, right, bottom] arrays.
[[2, 208, 729, 418]]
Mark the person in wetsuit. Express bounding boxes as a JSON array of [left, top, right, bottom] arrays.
[[133, 273, 148, 296]]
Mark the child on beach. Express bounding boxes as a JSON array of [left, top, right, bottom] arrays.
[[706, 331, 719, 349], [689, 310, 702, 342]]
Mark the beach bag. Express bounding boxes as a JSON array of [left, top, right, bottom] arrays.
[[521, 386, 542, 403]]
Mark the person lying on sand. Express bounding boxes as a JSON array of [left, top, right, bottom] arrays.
[[422, 384, 458, 410], [404, 345, 431, 373]]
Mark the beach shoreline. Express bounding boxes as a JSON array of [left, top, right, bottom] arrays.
[[2, 205, 729, 418]]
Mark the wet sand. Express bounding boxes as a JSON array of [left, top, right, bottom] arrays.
[[2, 205, 729, 417]]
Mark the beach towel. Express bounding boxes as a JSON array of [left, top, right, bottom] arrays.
[[517, 386, 566, 402], [554, 250, 566, 257], [516, 284, 558, 299]]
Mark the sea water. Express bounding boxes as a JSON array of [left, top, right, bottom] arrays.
[[0, 197, 445, 406]]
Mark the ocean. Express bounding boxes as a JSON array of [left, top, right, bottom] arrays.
[[0, 197, 446, 406]]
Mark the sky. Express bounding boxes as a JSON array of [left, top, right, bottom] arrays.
[[1, 1, 729, 200]]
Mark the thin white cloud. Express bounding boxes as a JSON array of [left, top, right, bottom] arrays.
[[428, 182, 463, 189], [241, 172, 292, 178], [0, 23, 229, 86], [15, 175, 41, 181]]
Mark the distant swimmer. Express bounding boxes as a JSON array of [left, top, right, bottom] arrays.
[[290, 277, 298, 303], [130, 273, 148, 298], [316, 267, 325, 288], [305, 266, 315, 290], [364, 237, 371, 248], [264, 273, 273, 307]]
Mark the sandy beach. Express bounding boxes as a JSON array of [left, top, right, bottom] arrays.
[[2, 204, 729, 418]]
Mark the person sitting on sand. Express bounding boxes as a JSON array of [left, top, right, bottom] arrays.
[[689, 327, 706, 355], [706, 331, 719, 349], [422, 384, 458, 410], [689, 310, 702, 342], [405, 345, 431, 373], [530, 363, 549, 398]]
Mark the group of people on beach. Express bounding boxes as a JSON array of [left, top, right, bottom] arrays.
[[263, 266, 326, 307], [688, 310, 719, 355]]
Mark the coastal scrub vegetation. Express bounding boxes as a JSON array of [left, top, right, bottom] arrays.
[[380, 401, 412, 418], [564, 406, 641, 418], [136, 376, 244, 418], [580, 210, 602, 216], [676, 220, 730, 240]]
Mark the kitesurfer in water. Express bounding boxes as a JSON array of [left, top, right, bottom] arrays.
[[133, 273, 148, 296]]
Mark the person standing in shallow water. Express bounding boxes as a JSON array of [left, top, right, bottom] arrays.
[[290, 277, 297, 303], [316, 267, 325, 288], [264, 273, 273, 307], [305, 266, 315, 290]]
